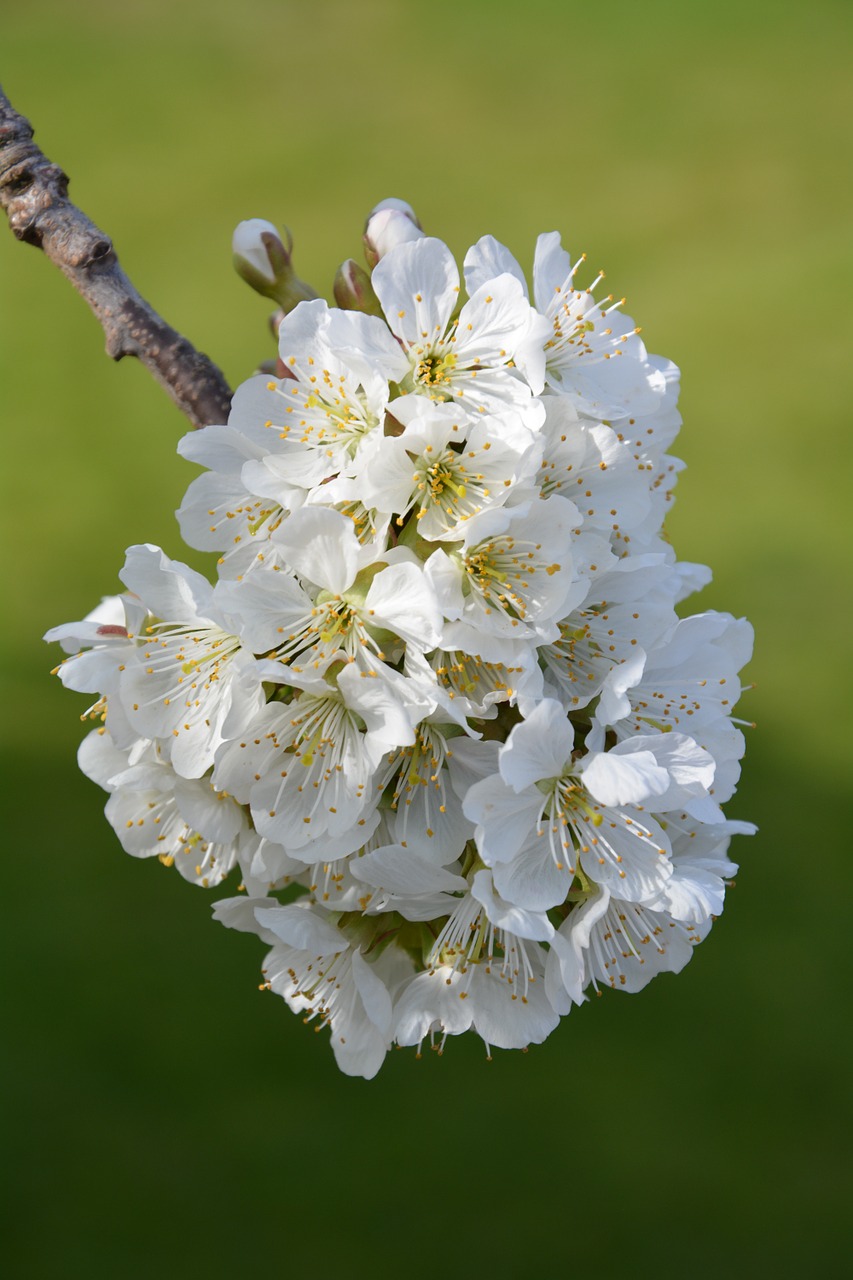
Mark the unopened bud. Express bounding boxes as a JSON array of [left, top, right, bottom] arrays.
[[333, 259, 383, 316], [363, 198, 424, 268], [368, 196, 423, 225], [268, 308, 286, 339], [232, 218, 318, 312]]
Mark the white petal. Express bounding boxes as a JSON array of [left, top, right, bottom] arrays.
[[365, 562, 443, 650], [463, 235, 527, 298], [464, 775, 542, 863], [351, 845, 468, 896], [470, 869, 554, 941], [173, 777, 244, 844], [490, 836, 576, 913], [372, 237, 459, 347], [579, 748, 670, 807], [455, 274, 534, 366], [272, 507, 359, 594], [532, 230, 572, 308], [212, 895, 282, 946], [120, 544, 213, 623], [253, 903, 347, 954], [545, 889, 611, 1008], [470, 964, 558, 1051], [499, 699, 574, 791], [77, 729, 132, 793], [394, 969, 474, 1044], [351, 949, 393, 1039]]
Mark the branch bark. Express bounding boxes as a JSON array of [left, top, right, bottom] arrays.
[[0, 86, 233, 429]]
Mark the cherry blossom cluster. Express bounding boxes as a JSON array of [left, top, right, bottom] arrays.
[[47, 200, 754, 1077]]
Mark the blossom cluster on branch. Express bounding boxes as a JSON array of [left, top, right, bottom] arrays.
[[48, 200, 754, 1078]]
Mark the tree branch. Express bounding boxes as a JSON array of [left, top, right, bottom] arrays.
[[0, 86, 233, 429]]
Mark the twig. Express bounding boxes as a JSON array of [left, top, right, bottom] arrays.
[[0, 86, 233, 428]]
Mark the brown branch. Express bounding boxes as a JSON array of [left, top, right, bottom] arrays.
[[0, 86, 233, 429]]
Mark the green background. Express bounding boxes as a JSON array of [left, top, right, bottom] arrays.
[[2, 1, 851, 1274]]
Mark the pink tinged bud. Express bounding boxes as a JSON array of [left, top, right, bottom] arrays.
[[363, 198, 424, 268], [232, 218, 318, 312], [333, 259, 383, 316], [96, 624, 129, 637]]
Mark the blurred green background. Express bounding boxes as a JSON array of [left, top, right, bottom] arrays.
[[2, 0, 851, 1274]]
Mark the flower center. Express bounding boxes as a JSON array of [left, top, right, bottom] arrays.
[[415, 348, 457, 394]]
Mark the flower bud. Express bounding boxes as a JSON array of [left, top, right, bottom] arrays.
[[333, 259, 383, 316], [363, 198, 424, 268], [268, 308, 286, 339], [232, 218, 318, 312]]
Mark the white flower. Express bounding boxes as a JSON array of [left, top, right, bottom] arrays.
[[176, 421, 305, 576], [214, 516, 442, 760], [376, 720, 474, 861], [349, 841, 469, 921], [652, 814, 753, 923], [538, 554, 680, 710], [393, 871, 558, 1057], [594, 612, 754, 740], [545, 883, 710, 1009], [354, 399, 543, 542], [371, 237, 546, 420], [48, 204, 755, 1076], [434, 496, 586, 656], [463, 699, 717, 910], [214, 896, 408, 1079], [80, 729, 246, 887], [268, 301, 407, 481], [538, 395, 653, 538], [117, 545, 265, 779], [46, 594, 146, 749], [533, 232, 668, 419], [211, 677, 381, 859], [420, 642, 543, 719]]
